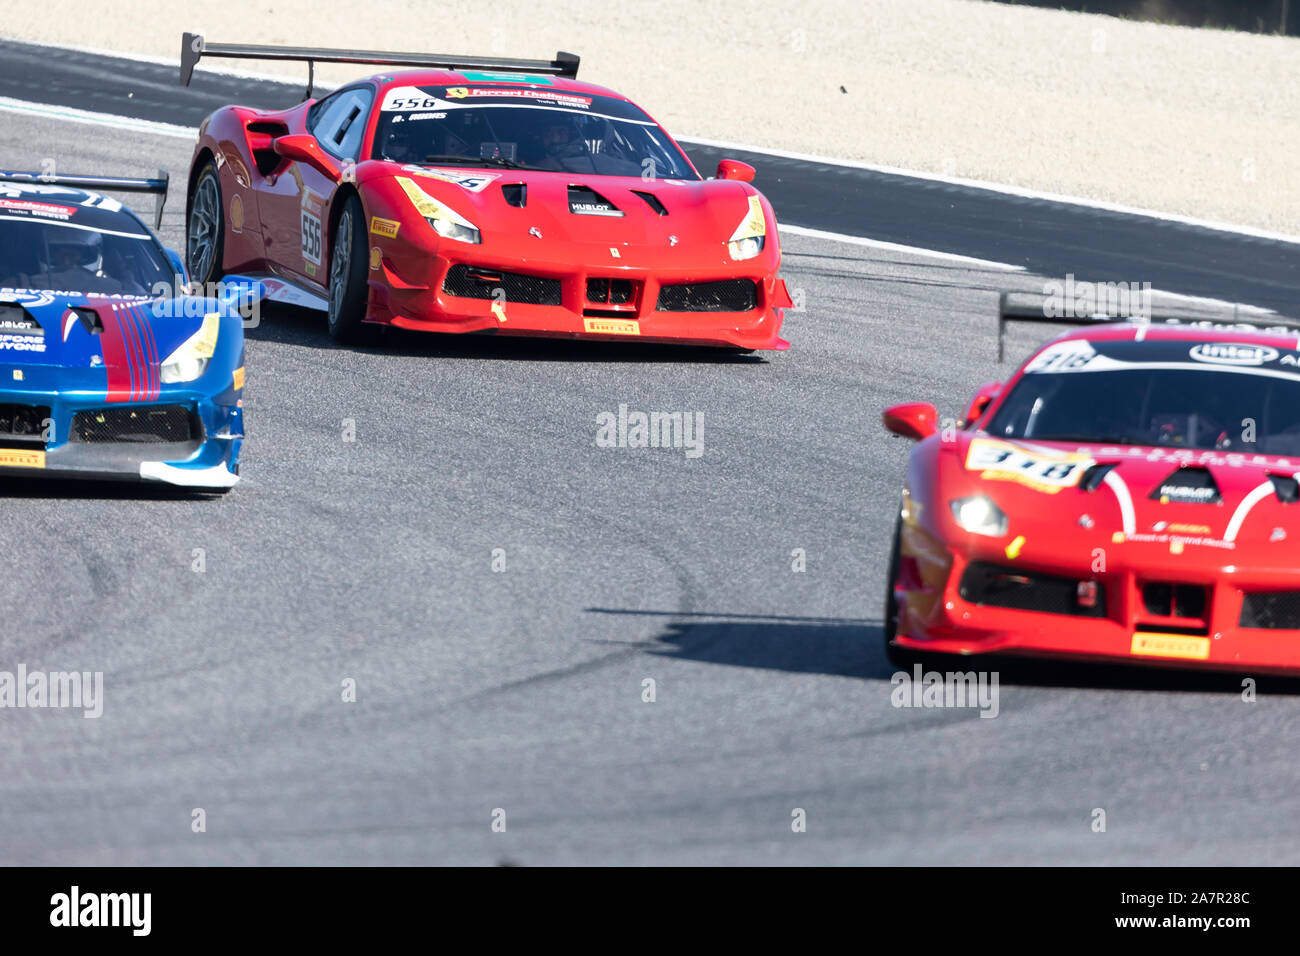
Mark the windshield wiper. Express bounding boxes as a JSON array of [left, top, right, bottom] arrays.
[[419, 154, 527, 169]]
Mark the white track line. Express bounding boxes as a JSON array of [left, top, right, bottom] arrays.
[[682, 135, 1300, 247], [779, 223, 1024, 271], [0, 95, 195, 139]]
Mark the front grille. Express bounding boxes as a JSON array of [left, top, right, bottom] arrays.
[[655, 279, 757, 313], [958, 562, 1107, 617], [1142, 582, 1208, 619], [0, 404, 51, 443], [586, 278, 634, 304], [71, 406, 199, 444], [1240, 590, 1300, 629], [442, 264, 561, 306]]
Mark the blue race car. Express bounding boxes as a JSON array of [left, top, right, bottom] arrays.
[[0, 171, 255, 492]]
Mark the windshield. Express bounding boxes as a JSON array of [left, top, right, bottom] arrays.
[[0, 208, 174, 296], [987, 364, 1300, 456], [370, 83, 698, 179]]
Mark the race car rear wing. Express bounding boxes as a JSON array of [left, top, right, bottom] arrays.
[[0, 170, 169, 229], [180, 32, 581, 100], [997, 290, 1300, 362]]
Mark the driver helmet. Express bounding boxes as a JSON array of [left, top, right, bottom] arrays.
[[383, 122, 421, 163], [540, 115, 586, 157], [46, 228, 102, 274]]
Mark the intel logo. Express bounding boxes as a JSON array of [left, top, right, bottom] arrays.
[[1189, 343, 1278, 366]]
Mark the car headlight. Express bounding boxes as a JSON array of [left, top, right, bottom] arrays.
[[727, 195, 767, 260], [160, 312, 219, 384], [396, 175, 482, 244], [427, 214, 481, 244], [950, 495, 1008, 536]]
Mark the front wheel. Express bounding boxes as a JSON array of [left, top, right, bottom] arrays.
[[883, 514, 930, 671], [327, 194, 377, 345], [187, 161, 225, 286]]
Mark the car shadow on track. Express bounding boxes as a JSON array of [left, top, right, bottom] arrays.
[[587, 607, 1300, 695], [0, 476, 225, 501], [247, 303, 769, 364]]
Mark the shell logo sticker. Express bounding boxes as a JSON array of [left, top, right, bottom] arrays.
[[232, 366, 245, 390], [369, 216, 401, 238], [965, 438, 1093, 494], [370, 246, 382, 270], [0, 449, 44, 468], [230, 194, 244, 234]]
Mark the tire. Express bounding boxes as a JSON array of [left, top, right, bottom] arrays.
[[187, 161, 225, 286], [327, 193, 377, 345], [883, 513, 929, 671]]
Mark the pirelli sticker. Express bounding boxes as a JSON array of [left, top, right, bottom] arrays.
[[0, 449, 45, 469], [583, 318, 640, 336], [965, 438, 1093, 494], [1130, 632, 1210, 661], [369, 216, 401, 238]]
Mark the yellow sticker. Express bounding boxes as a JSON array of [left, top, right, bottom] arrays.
[[369, 216, 401, 238], [492, 301, 507, 323], [370, 247, 382, 270], [965, 438, 1093, 495], [193, 313, 221, 360], [0, 449, 45, 469], [232, 366, 245, 390], [396, 176, 443, 218], [583, 318, 641, 335], [1004, 535, 1025, 560], [730, 195, 766, 241], [1130, 632, 1210, 661], [229, 193, 244, 233]]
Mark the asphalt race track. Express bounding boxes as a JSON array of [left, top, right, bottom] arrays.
[[2, 45, 1300, 864]]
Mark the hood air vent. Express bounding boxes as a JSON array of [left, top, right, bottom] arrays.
[[0, 304, 43, 336], [568, 185, 622, 217], [501, 183, 527, 207], [632, 191, 668, 216], [1150, 467, 1221, 505]]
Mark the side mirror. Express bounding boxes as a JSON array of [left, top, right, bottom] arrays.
[[960, 382, 1003, 428], [716, 159, 756, 182], [273, 134, 343, 183], [882, 402, 938, 441]]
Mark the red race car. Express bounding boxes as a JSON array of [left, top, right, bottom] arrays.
[[883, 294, 1300, 675], [178, 33, 791, 350]]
